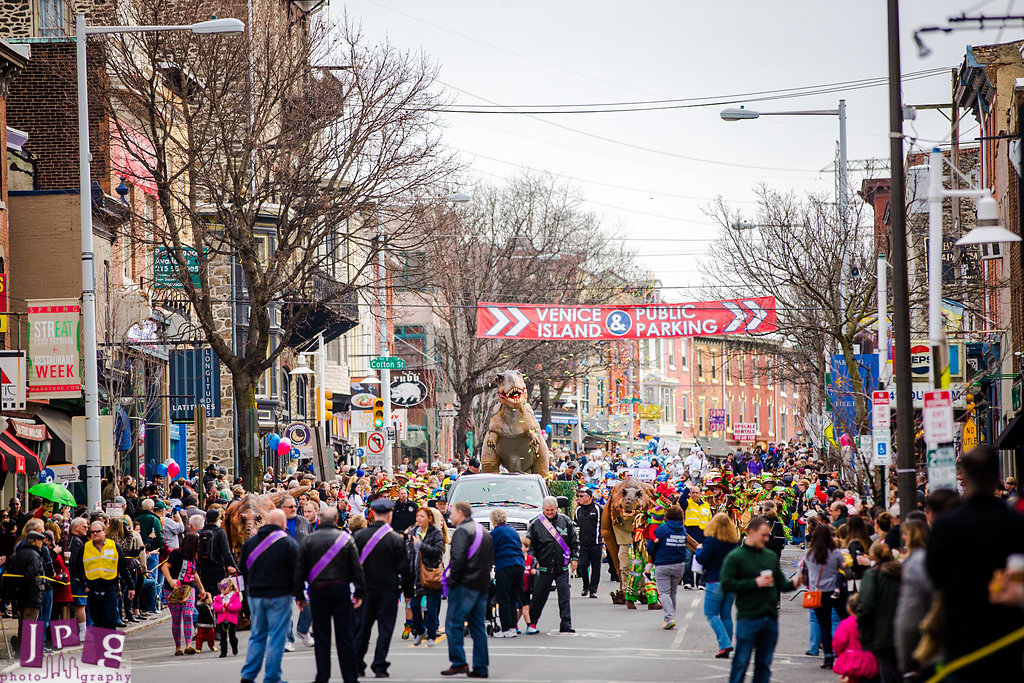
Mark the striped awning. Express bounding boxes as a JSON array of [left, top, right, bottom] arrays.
[[0, 429, 42, 474]]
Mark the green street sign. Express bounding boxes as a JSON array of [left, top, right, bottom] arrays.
[[370, 356, 406, 370], [153, 247, 205, 290], [620, 397, 642, 404]]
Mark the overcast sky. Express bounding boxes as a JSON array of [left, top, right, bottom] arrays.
[[336, 0, 1018, 300]]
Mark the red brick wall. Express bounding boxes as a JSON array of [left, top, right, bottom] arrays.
[[6, 39, 109, 192]]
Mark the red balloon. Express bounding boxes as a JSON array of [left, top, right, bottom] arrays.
[[167, 461, 180, 478], [139, 463, 146, 477]]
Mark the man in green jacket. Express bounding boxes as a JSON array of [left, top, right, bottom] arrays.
[[721, 516, 801, 683]]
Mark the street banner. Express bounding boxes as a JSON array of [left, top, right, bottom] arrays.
[[476, 297, 776, 340], [27, 299, 81, 399], [709, 408, 726, 430]]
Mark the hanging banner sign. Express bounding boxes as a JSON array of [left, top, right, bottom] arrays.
[[476, 297, 777, 340], [27, 299, 81, 399], [169, 348, 222, 423]]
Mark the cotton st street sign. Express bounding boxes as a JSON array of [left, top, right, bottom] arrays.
[[923, 389, 954, 444], [476, 297, 777, 340], [370, 356, 406, 370]]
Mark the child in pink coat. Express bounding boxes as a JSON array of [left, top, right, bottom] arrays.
[[833, 594, 878, 683], [212, 579, 242, 657]]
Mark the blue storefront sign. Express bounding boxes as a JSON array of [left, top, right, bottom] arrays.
[[827, 353, 879, 437], [169, 348, 222, 423]]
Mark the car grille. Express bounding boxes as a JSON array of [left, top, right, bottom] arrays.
[[476, 520, 528, 532]]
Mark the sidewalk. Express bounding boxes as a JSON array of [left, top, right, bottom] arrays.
[[0, 610, 170, 673]]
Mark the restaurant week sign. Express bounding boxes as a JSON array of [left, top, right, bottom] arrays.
[[27, 298, 81, 399]]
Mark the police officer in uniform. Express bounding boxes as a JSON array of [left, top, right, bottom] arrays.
[[354, 498, 409, 678], [295, 507, 365, 683]]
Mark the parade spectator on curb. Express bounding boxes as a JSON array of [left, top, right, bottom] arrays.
[[894, 519, 933, 676], [721, 516, 800, 683], [647, 504, 688, 630], [8, 530, 45, 647], [526, 496, 579, 634], [803, 523, 847, 670], [927, 446, 1024, 682], [158, 502, 185, 551], [441, 501, 494, 678], [696, 513, 739, 659], [240, 509, 299, 683], [490, 508, 524, 639], [407, 506, 445, 645], [856, 541, 901, 682]]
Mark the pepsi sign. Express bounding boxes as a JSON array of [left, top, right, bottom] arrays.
[[910, 345, 931, 379]]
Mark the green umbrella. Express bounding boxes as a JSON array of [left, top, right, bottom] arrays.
[[28, 482, 78, 508]]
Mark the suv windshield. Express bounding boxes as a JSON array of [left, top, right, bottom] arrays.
[[450, 477, 544, 508]]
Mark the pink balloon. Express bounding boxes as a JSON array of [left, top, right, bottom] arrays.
[[840, 433, 852, 447], [167, 461, 180, 478], [277, 439, 292, 456], [139, 463, 146, 477]]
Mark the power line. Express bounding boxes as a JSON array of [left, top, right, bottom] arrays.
[[437, 69, 947, 114]]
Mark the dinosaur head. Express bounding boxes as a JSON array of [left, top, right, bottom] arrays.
[[495, 370, 528, 407], [616, 477, 650, 515]]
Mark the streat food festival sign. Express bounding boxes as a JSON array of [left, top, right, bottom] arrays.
[[477, 297, 776, 340], [27, 298, 82, 399]]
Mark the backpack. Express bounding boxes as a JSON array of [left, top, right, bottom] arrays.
[[198, 529, 216, 565]]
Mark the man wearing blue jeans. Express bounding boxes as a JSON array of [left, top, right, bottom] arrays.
[[720, 516, 800, 683], [441, 502, 494, 678], [239, 510, 299, 683]]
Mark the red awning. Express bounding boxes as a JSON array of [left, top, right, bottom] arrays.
[[0, 429, 42, 474]]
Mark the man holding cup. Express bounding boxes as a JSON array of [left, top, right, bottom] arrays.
[[720, 516, 801, 683]]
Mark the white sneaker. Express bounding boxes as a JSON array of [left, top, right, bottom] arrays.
[[300, 631, 314, 647], [284, 641, 295, 652], [492, 629, 506, 638], [504, 629, 517, 638], [426, 638, 436, 647]]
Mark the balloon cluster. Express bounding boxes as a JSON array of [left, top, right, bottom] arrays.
[[266, 433, 297, 458], [153, 458, 181, 479]]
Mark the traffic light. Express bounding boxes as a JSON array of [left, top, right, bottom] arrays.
[[373, 398, 385, 429], [965, 393, 976, 414], [316, 388, 334, 422]]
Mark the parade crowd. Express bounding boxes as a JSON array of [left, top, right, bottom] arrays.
[[0, 440, 1021, 683]]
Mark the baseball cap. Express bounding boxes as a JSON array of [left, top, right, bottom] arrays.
[[370, 498, 395, 513], [154, 501, 168, 510]]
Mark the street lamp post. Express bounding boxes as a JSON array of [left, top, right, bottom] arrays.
[[77, 13, 243, 508], [721, 100, 849, 306], [925, 147, 1019, 467]]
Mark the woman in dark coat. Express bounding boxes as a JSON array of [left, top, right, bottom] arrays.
[[406, 507, 445, 646], [857, 541, 902, 683]]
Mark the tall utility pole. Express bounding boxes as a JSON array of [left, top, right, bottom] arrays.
[[377, 232, 393, 473], [887, 0, 917, 520]]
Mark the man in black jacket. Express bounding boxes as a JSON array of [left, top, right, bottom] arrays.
[[8, 530, 45, 646], [353, 498, 408, 678], [928, 446, 1024, 682], [295, 507, 365, 683], [197, 508, 237, 599], [526, 496, 580, 634], [441, 502, 494, 678], [574, 489, 602, 599], [240, 509, 299, 683]]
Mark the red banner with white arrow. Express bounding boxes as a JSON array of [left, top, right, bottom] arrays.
[[476, 297, 777, 340]]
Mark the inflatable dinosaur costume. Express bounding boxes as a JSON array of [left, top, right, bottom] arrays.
[[480, 370, 550, 476]]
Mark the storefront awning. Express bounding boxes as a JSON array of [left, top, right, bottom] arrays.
[[36, 407, 72, 448], [0, 429, 42, 475], [996, 413, 1024, 450]]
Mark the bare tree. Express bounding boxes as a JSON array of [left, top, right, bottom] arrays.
[[99, 1, 457, 487], [414, 172, 639, 456], [702, 186, 877, 478]]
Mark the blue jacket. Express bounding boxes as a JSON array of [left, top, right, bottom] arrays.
[[647, 519, 689, 566], [695, 536, 738, 584], [490, 523, 525, 571]]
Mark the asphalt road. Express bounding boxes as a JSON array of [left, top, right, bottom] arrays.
[[6, 548, 835, 682]]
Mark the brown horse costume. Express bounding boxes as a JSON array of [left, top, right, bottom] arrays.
[[223, 485, 310, 558], [601, 477, 655, 606]]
